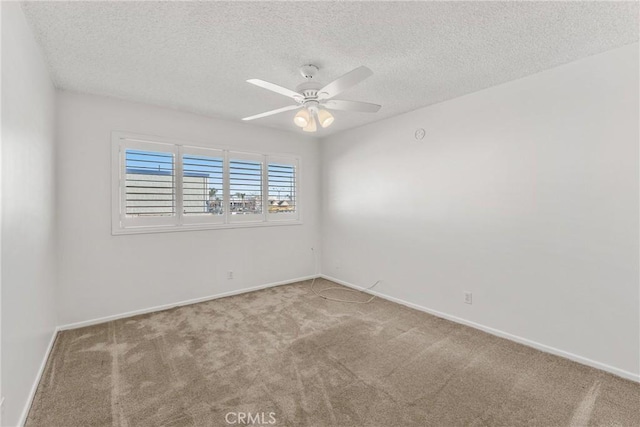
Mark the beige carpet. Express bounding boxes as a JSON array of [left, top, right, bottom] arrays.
[[27, 280, 639, 426]]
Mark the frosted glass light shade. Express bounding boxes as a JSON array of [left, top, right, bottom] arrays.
[[302, 115, 317, 132], [317, 109, 334, 128], [294, 109, 310, 127]]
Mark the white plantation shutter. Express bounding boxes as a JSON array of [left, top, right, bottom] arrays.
[[181, 147, 224, 225], [112, 133, 301, 234], [228, 152, 264, 222], [125, 149, 176, 216], [267, 156, 299, 221], [116, 138, 179, 230]]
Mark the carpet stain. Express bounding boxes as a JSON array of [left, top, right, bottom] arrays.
[[25, 280, 640, 427]]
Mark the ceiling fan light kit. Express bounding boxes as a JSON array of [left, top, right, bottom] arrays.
[[242, 64, 382, 132]]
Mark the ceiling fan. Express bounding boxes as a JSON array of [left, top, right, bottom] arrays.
[[242, 64, 381, 132]]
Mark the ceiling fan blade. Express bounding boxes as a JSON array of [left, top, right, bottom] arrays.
[[318, 66, 373, 99], [246, 79, 302, 100], [323, 99, 381, 113], [242, 105, 300, 121]]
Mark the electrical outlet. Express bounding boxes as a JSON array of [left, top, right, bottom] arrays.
[[227, 271, 233, 280], [464, 292, 473, 305]]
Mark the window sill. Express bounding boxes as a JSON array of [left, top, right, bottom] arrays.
[[112, 219, 303, 236]]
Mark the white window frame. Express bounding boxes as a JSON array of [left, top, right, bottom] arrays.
[[111, 132, 302, 235], [113, 137, 179, 231]]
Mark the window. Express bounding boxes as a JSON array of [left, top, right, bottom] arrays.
[[229, 153, 263, 222], [181, 147, 225, 226], [268, 158, 297, 220], [125, 149, 175, 217], [112, 133, 300, 234]]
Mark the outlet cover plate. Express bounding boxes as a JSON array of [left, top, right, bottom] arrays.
[[464, 292, 472, 304]]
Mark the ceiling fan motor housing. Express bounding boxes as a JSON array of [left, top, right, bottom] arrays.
[[304, 100, 320, 113], [295, 81, 322, 104]]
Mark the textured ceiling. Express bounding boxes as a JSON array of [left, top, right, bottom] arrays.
[[22, 1, 638, 136]]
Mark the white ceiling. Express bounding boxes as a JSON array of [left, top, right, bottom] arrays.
[[22, 1, 638, 136]]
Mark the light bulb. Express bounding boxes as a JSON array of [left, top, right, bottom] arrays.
[[302, 115, 317, 132], [294, 109, 310, 128], [317, 109, 334, 128]]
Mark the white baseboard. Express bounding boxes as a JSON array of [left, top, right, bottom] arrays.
[[18, 328, 59, 427], [57, 275, 318, 331], [320, 274, 640, 383]]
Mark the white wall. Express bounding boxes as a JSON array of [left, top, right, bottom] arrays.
[[1, 3, 58, 425], [321, 43, 639, 379], [56, 92, 320, 326]]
